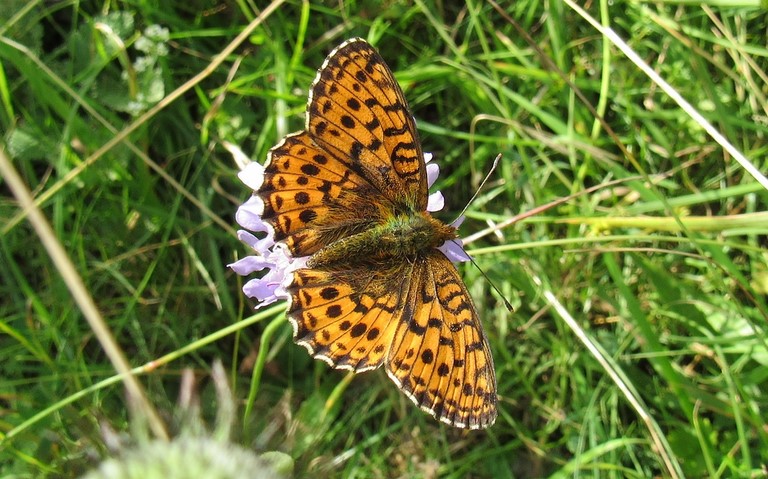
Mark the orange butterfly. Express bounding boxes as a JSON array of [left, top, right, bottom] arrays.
[[230, 38, 497, 429]]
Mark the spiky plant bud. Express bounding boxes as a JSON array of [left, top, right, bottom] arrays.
[[80, 436, 292, 479], [80, 361, 292, 479]]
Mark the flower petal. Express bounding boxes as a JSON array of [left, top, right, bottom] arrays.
[[426, 162, 439, 188], [427, 191, 444, 212], [223, 141, 252, 171], [438, 238, 472, 263], [242, 275, 281, 306], [235, 197, 268, 231], [450, 215, 466, 229], [228, 255, 272, 275], [236, 230, 260, 249], [237, 161, 265, 191]]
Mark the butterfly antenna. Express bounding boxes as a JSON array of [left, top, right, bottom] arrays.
[[459, 243, 514, 312], [456, 153, 502, 222], [451, 154, 512, 311]]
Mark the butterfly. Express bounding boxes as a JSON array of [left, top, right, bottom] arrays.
[[232, 38, 497, 429]]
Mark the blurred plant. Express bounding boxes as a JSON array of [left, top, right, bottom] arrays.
[[79, 361, 293, 479]]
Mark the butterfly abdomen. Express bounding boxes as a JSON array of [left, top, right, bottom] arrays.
[[308, 212, 456, 269]]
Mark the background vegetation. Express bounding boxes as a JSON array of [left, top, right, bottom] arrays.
[[1, 1, 767, 477]]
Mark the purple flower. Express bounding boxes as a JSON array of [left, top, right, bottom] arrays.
[[227, 145, 471, 309], [227, 156, 307, 306]]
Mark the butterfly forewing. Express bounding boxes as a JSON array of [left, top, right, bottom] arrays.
[[308, 38, 428, 211], [259, 132, 386, 256]]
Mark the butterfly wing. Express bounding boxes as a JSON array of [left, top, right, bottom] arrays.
[[387, 251, 497, 429], [285, 244, 497, 427], [307, 38, 428, 211], [258, 131, 388, 256], [287, 263, 410, 372], [258, 39, 427, 257]]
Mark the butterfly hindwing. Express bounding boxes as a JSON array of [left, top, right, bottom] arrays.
[[287, 251, 498, 429], [287, 264, 409, 371]]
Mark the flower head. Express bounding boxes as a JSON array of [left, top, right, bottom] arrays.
[[228, 147, 471, 310]]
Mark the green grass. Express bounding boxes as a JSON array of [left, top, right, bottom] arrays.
[[2, 0, 767, 477]]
